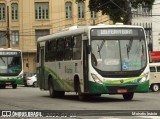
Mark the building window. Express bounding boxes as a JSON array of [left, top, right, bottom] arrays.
[[35, 2, 49, 20], [132, 4, 152, 18], [78, 2, 85, 19], [91, 11, 97, 19], [11, 3, 18, 20], [0, 3, 5, 21], [65, 2, 72, 19], [12, 31, 19, 45], [35, 29, 50, 42], [0, 31, 6, 46]]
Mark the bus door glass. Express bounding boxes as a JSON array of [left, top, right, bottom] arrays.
[[83, 40, 89, 92], [40, 47, 45, 89]]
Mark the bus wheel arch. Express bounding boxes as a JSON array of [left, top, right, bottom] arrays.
[[48, 75, 53, 86], [74, 75, 87, 101], [74, 75, 80, 92], [0, 84, 6, 89]]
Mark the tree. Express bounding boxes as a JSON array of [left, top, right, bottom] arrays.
[[76, 0, 155, 24]]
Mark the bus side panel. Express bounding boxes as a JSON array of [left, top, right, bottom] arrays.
[[61, 60, 83, 92], [43, 62, 63, 91]]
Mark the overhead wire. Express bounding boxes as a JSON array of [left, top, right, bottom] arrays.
[[1, 1, 160, 37]]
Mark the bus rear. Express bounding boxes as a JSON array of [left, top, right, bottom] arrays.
[[0, 49, 23, 89], [88, 26, 150, 100]]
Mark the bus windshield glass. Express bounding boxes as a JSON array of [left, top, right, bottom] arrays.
[[0, 51, 22, 76], [91, 28, 147, 72]]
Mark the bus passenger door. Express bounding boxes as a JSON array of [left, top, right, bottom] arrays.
[[39, 47, 45, 89], [83, 40, 89, 92]]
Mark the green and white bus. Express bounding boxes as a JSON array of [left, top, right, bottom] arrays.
[[0, 48, 23, 89], [37, 23, 150, 101]]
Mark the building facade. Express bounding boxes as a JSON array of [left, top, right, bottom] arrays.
[[152, 0, 160, 51], [0, 0, 111, 73], [131, 3, 153, 51]]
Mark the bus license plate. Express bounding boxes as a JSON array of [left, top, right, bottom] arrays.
[[117, 89, 127, 93], [5, 82, 11, 84]]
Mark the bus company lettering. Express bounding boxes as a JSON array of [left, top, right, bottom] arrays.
[[100, 29, 133, 35], [65, 66, 73, 73]]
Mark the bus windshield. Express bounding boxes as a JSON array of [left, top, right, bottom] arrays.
[[0, 52, 22, 76], [91, 38, 147, 72]]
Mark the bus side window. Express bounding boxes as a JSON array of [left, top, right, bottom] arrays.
[[64, 37, 73, 60], [45, 41, 50, 62], [56, 38, 65, 61], [73, 35, 82, 60], [150, 67, 156, 72], [50, 40, 56, 61], [37, 43, 40, 63], [157, 66, 160, 72]]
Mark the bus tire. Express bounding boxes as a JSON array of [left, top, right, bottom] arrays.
[[57, 91, 65, 98], [49, 81, 55, 98], [0, 84, 6, 89], [12, 84, 17, 89], [123, 93, 134, 101], [151, 84, 159, 92], [78, 84, 87, 101], [93, 94, 101, 97], [49, 78, 58, 98]]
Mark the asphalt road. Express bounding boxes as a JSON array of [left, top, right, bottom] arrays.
[[0, 86, 160, 119]]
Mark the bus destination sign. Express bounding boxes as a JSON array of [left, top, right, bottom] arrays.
[[91, 28, 141, 37], [0, 51, 18, 56], [100, 29, 133, 35]]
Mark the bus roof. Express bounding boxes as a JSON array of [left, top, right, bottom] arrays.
[[0, 48, 21, 52], [37, 24, 144, 42]]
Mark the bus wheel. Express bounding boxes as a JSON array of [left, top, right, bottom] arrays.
[[12, 84, 17, 89], [78, 85, 86, 101], [151, 84, 159, 92], [57, 91, 65, 97], [49, 80, 57, 98], [123, 93, 134, 101], [0, 84, 6, 89]]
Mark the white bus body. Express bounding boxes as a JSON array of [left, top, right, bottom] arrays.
[[37, 24, 150, 101], [0, 48, 23, 89]]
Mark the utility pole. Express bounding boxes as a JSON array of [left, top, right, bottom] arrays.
[[93, 19, 95, 25], [125, 0, 132, 25], [7, 6, 10, 48]]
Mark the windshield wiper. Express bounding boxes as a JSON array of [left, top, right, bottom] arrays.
[[126, 39, 133, 58], [0, 57, 5, 64], [97, 40, 105, 58]]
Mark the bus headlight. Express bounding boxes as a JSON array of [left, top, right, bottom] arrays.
[[91, 73, 103, 84], [18, 73, 23, 79], [140, 72, 149, 83]]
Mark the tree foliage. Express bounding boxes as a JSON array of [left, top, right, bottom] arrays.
[[77, 0, 155, 24]]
